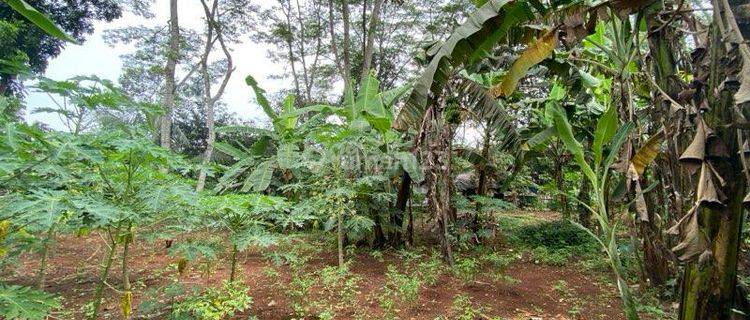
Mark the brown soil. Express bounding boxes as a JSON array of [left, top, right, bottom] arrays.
[[3, 230, 629, 320]]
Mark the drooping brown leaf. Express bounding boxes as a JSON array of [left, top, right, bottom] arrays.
[[679, 118, 710, 174], [610, 0, 658, 17], [696, 162, 726, 209], [491, 30, 557, 98], [634, 180, 649, 222], [670, 207, 709, 262]]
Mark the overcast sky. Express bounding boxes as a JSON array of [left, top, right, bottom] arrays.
[[24, 0, 285, 130]]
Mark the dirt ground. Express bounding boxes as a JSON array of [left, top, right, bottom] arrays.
[[3, 224, 631, 320]]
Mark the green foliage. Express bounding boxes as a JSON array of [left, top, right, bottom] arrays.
[[453, 257, 481, 282], [1, 0, 75, 42], [170, 281, 253, 320], [515, 220, 598, 252], [451, 294, 482, 320], [0, 284, 61, 320]]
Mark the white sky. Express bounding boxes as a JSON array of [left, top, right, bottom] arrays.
[[24, 0, 284, 129]]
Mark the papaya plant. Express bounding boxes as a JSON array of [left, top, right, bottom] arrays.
[[196, 193, 287, 282]]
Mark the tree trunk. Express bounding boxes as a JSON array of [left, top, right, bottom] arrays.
[[359, 0, 385, 84], [89, 235, 118, 320], [553, 149, 569, 218], [196, 0, 233, 192], [160, 0, 179, 151], [372, 210, 386, 248], [120, 228, 132, 319], [474, 120, 492, 235], [281, 0, 302, 98], [577, 174, 591, 228], [340, 0, 352, 82], [230, 244, 238, 282], [677, 2, 748, 316], [36, 223, 56, 290], [422, 100, 454, 266], [337, 212, 345, 267], [391, 171, 411, 247]]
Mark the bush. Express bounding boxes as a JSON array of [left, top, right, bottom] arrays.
[[513, 220, 597, 253]]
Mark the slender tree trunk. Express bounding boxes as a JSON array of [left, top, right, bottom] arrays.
[[553, 150, 569, 218], [474, 120, 492, 235], [196, 0, 233, 192], [229, 244, 238, 282], [328, 0, 345, 82], [294, 0, 312, 102], [160, 0, 180, 151], [407, 196, 414, 247], [337, 212, 345, 267], [120, 228, 132, 319], [89, 236, 118, 320], [340, 0, 352, 82], [577, 172, 591, 228], [372, 210, 386, 248], [36, 223, 56, 290], [282, 0, 302, 98], [359, 0, 385, 83]]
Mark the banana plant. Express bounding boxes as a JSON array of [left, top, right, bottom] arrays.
[[213, 75, 329, 193], [549, 84, 640, 320], [216, 73, 417, 193]]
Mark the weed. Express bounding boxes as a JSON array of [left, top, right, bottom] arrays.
[[453, 257, 481, 282], [529, 246, 571, 266], [170, 281, 253, 320]]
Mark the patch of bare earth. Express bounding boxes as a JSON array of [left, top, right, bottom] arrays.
[[4, 233, 625, 320]]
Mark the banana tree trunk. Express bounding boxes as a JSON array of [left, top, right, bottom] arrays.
[[391, 170, 411, 247], [677, 3, 748, 315]]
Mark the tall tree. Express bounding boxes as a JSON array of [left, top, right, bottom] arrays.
[[195, 0, 250, 191], [160, 0, 180, 150]]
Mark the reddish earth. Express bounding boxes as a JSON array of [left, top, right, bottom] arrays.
[[2, 228, 631, 320]]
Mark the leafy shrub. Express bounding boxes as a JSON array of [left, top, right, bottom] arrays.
[[514, 220, 598, 253], [171, 281, 253, 320]]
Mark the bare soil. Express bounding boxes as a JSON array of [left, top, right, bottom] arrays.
[[4, 228, 629, 320]]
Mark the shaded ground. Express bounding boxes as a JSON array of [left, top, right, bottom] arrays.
[[3, 211, 634, 319]]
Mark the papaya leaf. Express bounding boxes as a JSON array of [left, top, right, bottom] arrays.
[[0, 284, 61, 320]]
